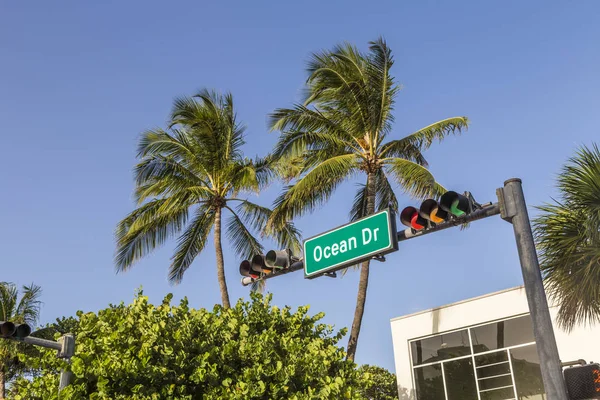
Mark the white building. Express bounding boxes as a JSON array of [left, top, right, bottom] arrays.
[[390, 286, 600, 400]]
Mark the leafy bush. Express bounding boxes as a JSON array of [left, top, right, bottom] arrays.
[[11, 292, 374, 399]]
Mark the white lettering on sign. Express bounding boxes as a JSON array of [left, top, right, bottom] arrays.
[[362, 228, 371, 245], [312, 237, 358, 263], [314, 246, 322, 262], [361, 228, 380, 245]]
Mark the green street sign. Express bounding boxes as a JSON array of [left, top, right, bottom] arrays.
[[303, 209, 398, 278]]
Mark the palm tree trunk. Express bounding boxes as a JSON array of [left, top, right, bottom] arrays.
[[346, 171, 377, 361], [0, 369, 5, 400], [214, 207, 231, 309]]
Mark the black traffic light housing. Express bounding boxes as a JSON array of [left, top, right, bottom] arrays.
[[265, 249, 293, 270], [239, 259, 259, 279], [0, 321, 31, 340], [439, 191, 471, 217], [564, 363, 600, 400], [240, 249, 299, 286], [400, 191, 480, 232]]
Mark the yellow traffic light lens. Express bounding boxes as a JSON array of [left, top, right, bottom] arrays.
[[429, 207, 445, 223]]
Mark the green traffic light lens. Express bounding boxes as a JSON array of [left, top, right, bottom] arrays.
[[450, 200, 466, 217]]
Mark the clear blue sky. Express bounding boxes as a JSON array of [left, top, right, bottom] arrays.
[[1, 1, 599, 372]]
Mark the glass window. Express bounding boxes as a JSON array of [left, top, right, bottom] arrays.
[[511, 345, 545, 400], [411, 330, 471, 365], [480, 387, 515, 400], [444, 358, 478, 400], [414, 364, 445, 400], [475, 352, 511, 379], [471, 315, 535, 353]]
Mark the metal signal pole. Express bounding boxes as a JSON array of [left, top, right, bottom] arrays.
[[499, 178, 568, 400]]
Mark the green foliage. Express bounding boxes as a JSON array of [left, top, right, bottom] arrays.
[[269, 37, 469, 228], [534, 143, 600, 330], [355, 365, 399, 400], [0, 282, 42, 393], [11, 292, 372, 399], [115, 90, 301, 305], [268, 37, 468, 360]]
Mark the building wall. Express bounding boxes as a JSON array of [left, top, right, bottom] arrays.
[[390, 286, 600, 397]]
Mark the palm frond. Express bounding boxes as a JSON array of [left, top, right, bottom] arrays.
[[534, 143, 600, 330], [115, 198, 193, 272], [234, 200, 302, 254], [366, 37, 400, 145], [169, 204, 216, 284], [270, 154, 305, 183], [16, 284, 42, 325], [376, 170, 399, 213], [0, 282, 18, 322], [349, 170, 399, 222], [384, 157, 445, 199], [225, 206, 264, 261], [350, 183, 369, 222], [269, 105, 359, 158], [251, 279, 266, 293], [269, 154, 359, 227], [380, 117, 469, 156]]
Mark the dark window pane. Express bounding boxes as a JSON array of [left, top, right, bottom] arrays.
[[444, 358, 478, 400], [478, 375, 513, 391], [480, 386, 515, 400], [511, 345, 545, 399], [414, 365, 445, 400], [411, 330, 471, 365], [475, 351, 511, 379], [471, 315, 535, 353]]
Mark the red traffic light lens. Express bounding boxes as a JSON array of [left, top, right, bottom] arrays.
[[411, 214, 426, 230], [401, 206, 427, 230]]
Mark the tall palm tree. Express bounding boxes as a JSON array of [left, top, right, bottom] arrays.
[[0, 282, 42, 399], [534, 144, 600, 330], [116, 90, 300, 307], [268, 38, 468, 361]]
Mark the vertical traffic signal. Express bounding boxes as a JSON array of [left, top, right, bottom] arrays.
[[564, 363, 600, 399]]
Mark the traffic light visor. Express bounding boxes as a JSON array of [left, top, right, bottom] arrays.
[[400, 206, 426, 230], [0, 321, 15, 338], [13, 324, 31, 339], [265, 250, 290, 269], [439, 191, 469, 217], [251, 254, 273, 274], [240, 260, 259, 278], [419, 199, 447, 223]]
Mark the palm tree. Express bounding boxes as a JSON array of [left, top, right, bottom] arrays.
[[116, 90, 300, 307], [268, 38, 468, 361], [534, 143, 600, 330], [0, 282, 42, 399]]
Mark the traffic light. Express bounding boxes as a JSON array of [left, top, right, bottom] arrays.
[[239, 254, 273, 281], [240, 249, 298, 286], [400, 191, 475, 231], [265, 249, 293, 270], [0, 321, 31, 340], [564, 363, 600, 400]]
